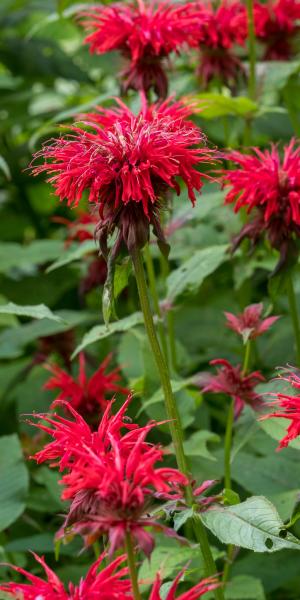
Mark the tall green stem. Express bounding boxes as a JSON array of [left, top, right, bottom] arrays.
[[246, 0, 256, 101], [144, 245, 169, 364], [242, 340, 251, 375], [286, 273, 300, 366], [125, 531, 141, 600], [224, 399, 235, 491], [131, 246, 224, 600]]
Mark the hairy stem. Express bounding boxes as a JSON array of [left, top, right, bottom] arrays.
[[131, 246, 224, 600], [242, 340, 251, 375], [125, 531, 141, 600], [246, 0, 257, 100]]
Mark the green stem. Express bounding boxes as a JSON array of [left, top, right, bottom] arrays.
[[160, 254, 178, 372], [246, 0, 256, 100], [125, 531, 141, 600], [131, 246, 224, 600], [286, 273, 300, 366], [222, 544, 235, 584], [143, 245, 169, 364], [224, 399, 235, 491], [242, 340, 251, 375]]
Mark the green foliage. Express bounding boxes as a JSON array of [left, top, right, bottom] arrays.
[[0, 435, 29, 531]]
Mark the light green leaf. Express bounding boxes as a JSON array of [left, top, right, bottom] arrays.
[[167, 245, 228, 302], [183, 430, 220, 461], [0, 240, 64, 274], [0, 156, 11, 180], [137, 378, 192, 415], [187, 93, 258, 119], [201, 496, 300, 552], [0, 435, 29, 531], [47, 240, 96, 272], [0, 302, 64, 322], [224, 575, 266, 600], [173, 508, 194, 532], [259, 417, 300, 451], [73, 312, 144, 356]]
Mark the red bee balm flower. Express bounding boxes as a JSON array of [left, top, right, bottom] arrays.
[[45, 352, 128, 420], [80, 0, 199, 98], [194, 0, 247, 87], [223, 141, 300, 272], [150, 572, 220, 599], [261, 367, 300, 449], [224, 303, 280, 342], [254, 0, 300, 60], [198, 358, 264, 418], [30, 397, 188, 555], [0, 552, 131, 599], [31, 98, 211, 257]]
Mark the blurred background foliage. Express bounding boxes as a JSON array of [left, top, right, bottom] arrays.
[[1, 1, 300, 599]]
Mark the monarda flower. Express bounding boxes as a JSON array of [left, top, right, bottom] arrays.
[[0, 552, 131, 599], [254, 0, 300, 60], [224, 302, 280, 343], [198, 358, 264, 418], [261, 367, 300, 449], [194, 0, 247, 88], [80, 0, 200, 98], [44, 352, 128, 421], [150, 572, 220, 599], [222, 141, 300, 272], [31, 98, 211, 259], [30, 397, 188, 555]]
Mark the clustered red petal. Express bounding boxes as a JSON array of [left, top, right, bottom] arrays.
[[195, 0, 247, 87], [31, 98, 211, 256], [261, 367, 300, 450], [44, 352, 128, 421], [198, 358, 264, 418], [254, 0, 300, 60], [222, 140, 300, 271], [0, 552, 131, 600], [80, 1, 200, 97], [224, 303, 280, 342], [30, 396, 188, 555]]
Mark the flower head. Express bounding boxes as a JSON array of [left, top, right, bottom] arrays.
[[195, 0, 247, 87], [30, 397, 188, 555], [254, 0, 300, 60], [150, 572, 220, 600], [44, 352, 128, 421], [198, 358, 264, 418], [80, 1, 200, 98], [261, 367, 300, 449], [223, 141, 300, 272], [31, 98, 211, 258], [0, 552, 131, 599], [224, 303, 280, 342]]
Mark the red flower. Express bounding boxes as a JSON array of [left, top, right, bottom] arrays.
[[80, 1, 199, 98], [44, 352, 128, 421], [31, 98, 211, 257], [198, 358, 264, 418], [261, 367, 300, 449], [254, 0, 300, 60], [223, 141, 300, 272], [54, 212, 98, 245], [0, 552, 131, 599], [195, 0, 247, 87], [224, 303, 280, 342], [30, 397, 188, 555], [150, 572, 220, 600]]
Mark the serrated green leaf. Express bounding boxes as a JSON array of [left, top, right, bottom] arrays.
[[187, 93, 258, 119], [46, 240, 96, 273], [201, 496, 300, 552], [0, 240, 64, 274], [0, 302, 64, 322], [73, 312, 144, 356], [0, 435, 29, 531], [167, 245, 228, 302], [183, 430, 220, 461]]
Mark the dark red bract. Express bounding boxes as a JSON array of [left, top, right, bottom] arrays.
[[223, 141, 300, 272], [0, 552, 131, 599], [198, 358, 264, 418], [31, 98, 212, 257], [80, 0, 200, 98], [254, 0, 300, 60]]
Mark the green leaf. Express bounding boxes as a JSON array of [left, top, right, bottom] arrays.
[[0, 302, 64, 322], [137, 378, 193, 415], [73, 312, 144, 356], [173, 508, 194, 532], [0, 434, 29, 531], [183, 430, 220, 461], [259, 417, 300, 451], [0, 155, 10, 180], [201, 496, 300, 552], [0, 240, 64, 274], [167, 245, 228, 302], [138, 544, 205, 587], [224, 575, 266, 600], [187, 93, 258, 119], [46, 240, 96, 273]]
